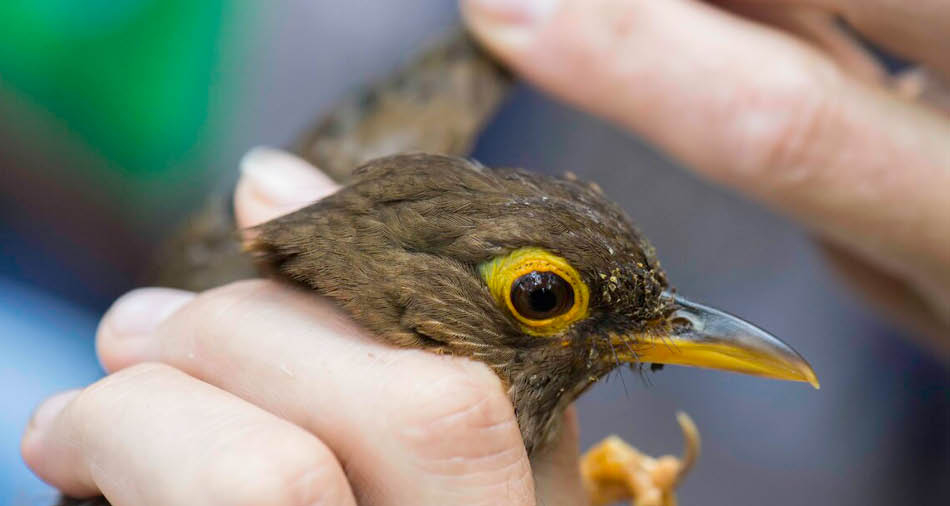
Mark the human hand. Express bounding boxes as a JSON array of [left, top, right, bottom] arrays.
[[461, 0, 950, 356], [21, 148, 588, 506]]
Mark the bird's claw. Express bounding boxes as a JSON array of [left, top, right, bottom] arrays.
[[580, 413, 700, 506]]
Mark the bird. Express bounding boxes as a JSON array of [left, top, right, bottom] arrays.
[[246, 152, 818, 459], [56, 153, 816, 506], [57, 34, 817, 506]]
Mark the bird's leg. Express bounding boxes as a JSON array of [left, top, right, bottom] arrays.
[[580, 413, 699, 506]]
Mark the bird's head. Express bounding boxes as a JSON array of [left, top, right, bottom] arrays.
[[248, 153, 817, 454]]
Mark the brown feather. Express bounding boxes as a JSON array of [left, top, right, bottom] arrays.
[[247, 153, 671, 454]]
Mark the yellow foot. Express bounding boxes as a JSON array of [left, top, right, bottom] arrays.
[[580, 413, 700, 506]]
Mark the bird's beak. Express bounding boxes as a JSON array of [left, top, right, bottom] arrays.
[[614, 293, 819, 388]]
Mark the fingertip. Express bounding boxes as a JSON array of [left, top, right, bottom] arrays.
[[552, 405, 581, 462], [532, 405, 587, 506], [22, 390, 82, 484], [235, 147, 340, 228], [461, 0, 561, 52], [24, 390, 78, 443], [233, 177, 275, 233], [96, 288, 194, 372], [561, 404, 580, 442]]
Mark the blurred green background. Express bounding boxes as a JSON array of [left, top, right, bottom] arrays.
[[1, 0, 239, 309], [2, 0, 225, 178], [1, 2, 239, 502], [1, 2, 947, 505]]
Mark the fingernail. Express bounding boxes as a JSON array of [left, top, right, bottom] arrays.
[[240, 147, 338, 207], [105, 288, 194, 339], [29, 391, 78, 430], [463, 0, 561, 46]]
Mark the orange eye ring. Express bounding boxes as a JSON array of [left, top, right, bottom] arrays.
[[479, 247, 590, 336]]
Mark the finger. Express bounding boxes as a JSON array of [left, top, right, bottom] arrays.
[[96, 280, 537, 506], [714, 2, 885, 84], [22, 363, 357, 506], [738, 0, 950, 77], [234, 146, 340, 229], [94, 288, 195, 367], [531, 406, 588, 506], [819, 240, 950, 360], [894, 67, 950, 116], [462, 0, 950, 289]]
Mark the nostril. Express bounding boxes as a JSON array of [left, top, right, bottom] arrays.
[[669, 316, 693, 333]]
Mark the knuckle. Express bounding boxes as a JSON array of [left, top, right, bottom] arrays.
[[394, 357, 526, 472], [70, 363, 179, 460], [723, 62, 844, 188], [165, 279, 283, 355], [202, 439, 348, 506], [183, 279, 279, 323], [758, 89, 838, 185]]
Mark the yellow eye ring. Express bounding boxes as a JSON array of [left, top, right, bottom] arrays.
[[479, 247, 590, 336]]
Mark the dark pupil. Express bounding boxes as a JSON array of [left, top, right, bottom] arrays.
[[510, 271, 574, 320], [530, 288, 558, 314]]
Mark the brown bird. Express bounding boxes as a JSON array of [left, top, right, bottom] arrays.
[[58, 153, 816, 506], [58, 33, 817, 506], [247, 153, 818, 459]]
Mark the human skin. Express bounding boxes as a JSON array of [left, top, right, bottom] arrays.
[[461, 0, 950, 357], [23, 0, 950, 504], [21, 147, 589, 506]]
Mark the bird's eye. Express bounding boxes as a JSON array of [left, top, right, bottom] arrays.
[[510, 271, 575, 320], [479, 247, 590, 336]]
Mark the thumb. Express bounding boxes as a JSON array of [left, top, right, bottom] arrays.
[[531, 405, 590, 506], [234, 147, 340, 229]]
